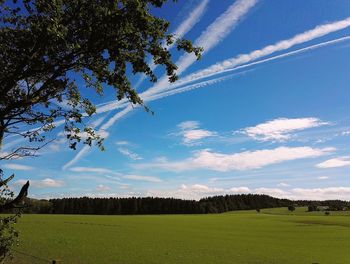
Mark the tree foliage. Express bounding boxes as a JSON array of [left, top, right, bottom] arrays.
[[20, 195, 350, 215], [0, 0, 202, 259], [0, 0, 202, 156], [0, 169, 28, 262]]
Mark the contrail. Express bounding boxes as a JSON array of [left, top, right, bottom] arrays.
[[63, 34, 350, 168], [142, 0, 258, 96], [149, 16, 350, 94], [88, 0, 258, 116], [91, 35, 350, 116], [11, 34, 349, 158], [62, 106, 133, 169], [134, 0, 209, 89], [81, 36, 350, 137]]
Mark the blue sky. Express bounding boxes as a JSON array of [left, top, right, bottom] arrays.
[[3, 0, 350, 200]]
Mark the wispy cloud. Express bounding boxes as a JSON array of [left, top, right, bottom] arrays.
[[277, 182, 290, 187], [183, 129, 215, 144], [62, 106, 132, 170], [96, 184, 111, 192], [177, 121, 200, 130], [143, 0, 258, 96], [86, 35, 350, 117], [173, 17, 350, 87], [62, 145, 90, 170], [16, 178, 65, 188], [291, 187, 350, 200], [317, 176, 329, 180], [69, 167, 116, 174], [116, 141, 130, 146], [316, 156, 350, 169], [240, 117, 329, 141], [123, 175, 162, 183], [176, 121, 216, 145], [134, 0, 209, 88], [148, 184, 350, 200], [147, 184, 250, 200], [118, 148, 142, 160], [137, 146, 334, 172], [3, 163, 34, 171], [169, 0, 209, 47], [60, 15, 350, 169]]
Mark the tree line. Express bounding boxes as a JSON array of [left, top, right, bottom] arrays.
[[7, 194, 348, 215]]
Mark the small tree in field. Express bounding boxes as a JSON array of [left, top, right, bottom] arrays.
[[0, 0, 201, 259], [288, 205, 295, 212]]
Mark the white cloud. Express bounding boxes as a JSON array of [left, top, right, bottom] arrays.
[[317, 176, 329, 180], [148, 184, 350, 200], [16, 178, 65, 188], [183, 129, 215, 144], [290, 187, 350, 200], [69, 167, 114, 174], [316, 157, 350, 169], [123, 175, 162, 183], [147, 184, 250, 200], [177, 121, 216, 145], [118, 148, 142, 160], [255, 187, 289, 197], [229, 187, 251, 193], [96, 185, 111, 192], [240, 117, 329, 141], [116, 141, 130, 146], [3, 163, 34, 171], [177, 121, 200, 130], [138, 146, 334, 172], [277, 182, 290, 187]]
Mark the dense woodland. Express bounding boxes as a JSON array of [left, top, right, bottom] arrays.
[[7, 194, 350, 215]]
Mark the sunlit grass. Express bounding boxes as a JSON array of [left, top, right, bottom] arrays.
[[9, 208, 350, 263]]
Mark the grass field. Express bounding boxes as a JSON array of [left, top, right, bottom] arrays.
[[9, 207, 350, 264]]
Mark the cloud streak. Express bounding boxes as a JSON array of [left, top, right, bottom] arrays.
[[142, 0, 258, 96], [3, 163, 34, 171], [118, 147, 143, 160], [62, 18, 350, 169], [160, 17, 350, 92], [316, 157, 350, 169], [134, 0, 209, 89], [69, 166, 116, 174], [90, 35, 350, 118], [147, 184, 350, 200], [123, 175, 162, 183], [63, 0, 258, 168], [176, 120, 216, 145], [137, 146, 334, 172], [240, 117, 329, 141], [16, 178, 65, 188]]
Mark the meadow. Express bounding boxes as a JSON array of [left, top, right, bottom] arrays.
[[10, 207, 350, 264]]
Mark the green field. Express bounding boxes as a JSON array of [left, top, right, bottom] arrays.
[[9, 207, 350, 264]]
